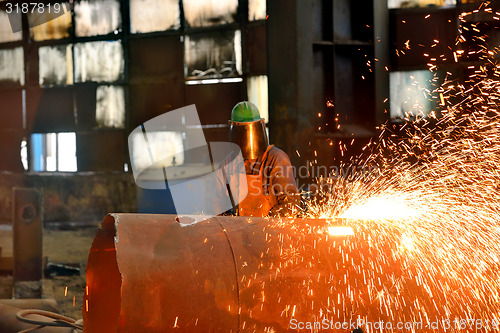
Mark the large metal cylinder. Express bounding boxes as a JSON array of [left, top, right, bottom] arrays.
[[84, 214, 485, 333]]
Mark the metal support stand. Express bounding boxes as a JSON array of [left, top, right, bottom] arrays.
[[12, 188, 43, 299]]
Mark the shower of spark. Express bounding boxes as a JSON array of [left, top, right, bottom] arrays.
[[327, 226, 354, 236], [339, 195, 423, 220], [264, 3, 500, 332]]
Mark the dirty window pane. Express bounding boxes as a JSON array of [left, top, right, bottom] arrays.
[[96, 85, 125, 128], [0, 47, 24, 84], [183, 0, 238, 28], [387, 0, 455, 8], [28, 3, 71, 41], [389, 70, 436, 120], [185, 30, 242, 79], [39, 45, 73, 86], [31, 133, 56, 172], [74, 0, 122, 37], [58, 132, 77, 171], [130, 0, 180, 33], [247, 75, 268, 122], [21, 139, 28, 171], [248, 0, 266, 21], [30, 132, 77, 172], [74, 41, 124, 83], [0, 11, 22, 43]]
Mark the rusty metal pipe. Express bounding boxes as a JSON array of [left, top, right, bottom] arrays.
[[0, 303, 73, 333], [84, 214, 468, 333], [84, 214, 238, 332], [84, 214, 344, 332]]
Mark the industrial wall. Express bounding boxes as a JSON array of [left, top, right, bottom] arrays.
[[0, 172, 136, 224]]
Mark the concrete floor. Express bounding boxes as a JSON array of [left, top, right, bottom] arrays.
[[0, 223, 97, 319]]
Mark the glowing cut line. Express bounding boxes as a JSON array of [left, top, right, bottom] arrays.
[[327, 226, 354, 236]]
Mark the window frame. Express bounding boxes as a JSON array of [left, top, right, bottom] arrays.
[[0, 0, 269, 173]]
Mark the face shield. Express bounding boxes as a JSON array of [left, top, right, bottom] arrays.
[[229, 118, 269, 160]]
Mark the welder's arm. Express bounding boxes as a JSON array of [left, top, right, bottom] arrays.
[[268, 156, 300, 217], [215, 153, 244, 216]]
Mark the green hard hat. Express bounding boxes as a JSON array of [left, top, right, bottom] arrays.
[[231, 101, 262, 122]]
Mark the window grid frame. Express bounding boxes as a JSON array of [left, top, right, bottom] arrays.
[[0, 0, 268, 173]]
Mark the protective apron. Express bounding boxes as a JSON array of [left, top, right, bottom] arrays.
[[238, 145, 277, 217]]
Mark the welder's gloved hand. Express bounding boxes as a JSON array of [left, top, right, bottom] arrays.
[[268, 192, 301, 218]]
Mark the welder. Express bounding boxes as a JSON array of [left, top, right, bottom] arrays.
[[220, 101, 299, 217]]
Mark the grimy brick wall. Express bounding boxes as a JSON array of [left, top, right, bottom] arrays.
[[0, 172, 137, 224]]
